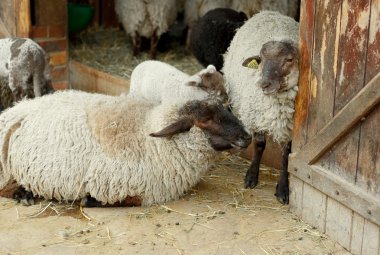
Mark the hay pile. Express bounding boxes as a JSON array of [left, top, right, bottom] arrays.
[[69, 28, 203, 79]]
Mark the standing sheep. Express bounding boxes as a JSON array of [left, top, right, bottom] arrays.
[[223, 11, 299, 204], [0, 90, 251, 206], [114, 0, 178, 59], [129, 60, 227, 103], [230, 0, 288, 17], [0, 38, 53, 102], [190, 8, 247, 71]]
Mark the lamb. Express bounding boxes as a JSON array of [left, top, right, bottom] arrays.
[[0, 38, 53, 102], [114, 0, 178, 59], [190, 8, 247, 71], [222, 11, 300, 204], [0, 90, 251, 206], [128, 60, 227, 104]]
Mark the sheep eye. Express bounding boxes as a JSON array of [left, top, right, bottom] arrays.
[[286, 58, 293, 63]]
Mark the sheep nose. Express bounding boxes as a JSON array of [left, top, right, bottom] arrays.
[[238, 133, 252, 148], [260, 80, 272, 88]]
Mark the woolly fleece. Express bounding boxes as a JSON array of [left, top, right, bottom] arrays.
[[223, 11, 299, 144], [0, 90, 217, 206], [0, 38, 51, 98], [114, 0, 178, 38], [128, 60, 210, 104]]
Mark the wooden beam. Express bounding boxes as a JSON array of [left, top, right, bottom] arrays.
[[295, 71, 380, 164], [16, 0, 31, 37], [0, 19, 11, 38], [288, 156, 380, 227], [69, 60, 130, 96]]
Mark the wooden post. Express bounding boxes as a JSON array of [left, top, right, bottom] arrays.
[[16, 0, 31, 37]]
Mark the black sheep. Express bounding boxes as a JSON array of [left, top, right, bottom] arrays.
[[190, 8, 247, 71]]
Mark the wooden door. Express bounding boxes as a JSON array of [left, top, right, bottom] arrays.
[[290, 0, 380, 227]]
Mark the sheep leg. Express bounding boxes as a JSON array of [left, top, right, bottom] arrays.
[[275, 141, 291, 204], [13, 186, 35, 206], [244, 132, 266, 188], [80, 195, 103, 208], [33, 73, 43, 98], [149, 30, 158, 59], [132, 32, 141, 57]]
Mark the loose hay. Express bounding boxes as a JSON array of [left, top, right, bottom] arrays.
[[1, 153, 345, 254], [70, 28, 203, 78]]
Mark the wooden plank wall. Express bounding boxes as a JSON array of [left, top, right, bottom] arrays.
[[0, 1, 16, 36], [293, 0, 380, 198]]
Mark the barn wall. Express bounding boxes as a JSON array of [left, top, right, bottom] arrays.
[[290, 0, 380, 254], [0, 1, 16, 37], [30, 0, 68, 90]]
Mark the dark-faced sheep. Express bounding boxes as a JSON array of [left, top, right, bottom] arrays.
[[190, 8, 247, 71], [0, 38, 53, 102], [223, 11, 299, 204], [0, 91, 251, 206]]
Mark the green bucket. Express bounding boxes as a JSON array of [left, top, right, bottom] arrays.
[[68, 3, 94, 33]]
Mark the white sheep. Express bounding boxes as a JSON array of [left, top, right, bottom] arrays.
[[0, 38, 53, 102], [128, 60, 227, 104], [0, 90, 251, 206], [230, 0, 288, 17], [114, 0, 178, 59], [222, 11, 300, 204]]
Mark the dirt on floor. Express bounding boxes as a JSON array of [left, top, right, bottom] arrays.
[[0, 154, 350, 255]]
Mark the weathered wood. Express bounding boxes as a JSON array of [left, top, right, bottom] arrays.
[[0, 19, 11, 38], [357, 0, 380, 196], [325, 198, 352, 250], [292, 0, 315, 151], [362, 220, 380, 255], [357, 106, 380, 196], [306, 0, 341, 140], [69, 60, 130, 96], [350, 212, 364, 255], [301, 183, 327, 232], [327, 0, 371, 186], [295, 71, 380, 164], [16, 0, 31, 37], [0, 0, 16, 36], [289, 175, 304, 217], [335, 0, 370, 113], [288, 157, 380, 227]]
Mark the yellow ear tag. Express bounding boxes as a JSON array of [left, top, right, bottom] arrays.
[[247, 59, 258, 69]]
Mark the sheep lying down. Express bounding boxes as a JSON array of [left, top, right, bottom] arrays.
[[0, 90, 251, 207]]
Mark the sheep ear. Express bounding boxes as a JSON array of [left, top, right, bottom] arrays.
[[183, 75, 202, 87], [242, 56, 261, 68], [149, 118, 194, 138]]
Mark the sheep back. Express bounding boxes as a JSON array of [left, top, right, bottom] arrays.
[[128, 60, 209, 103], [115, 0, 178, 38], [230, 0, 288, 17], [223, 11, 299, 144], [190, 8, 247, 70], [0, 91, 214, 206]]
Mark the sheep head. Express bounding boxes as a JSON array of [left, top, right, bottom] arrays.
[[149, 100, 251, 151], [184, 65, 228, 103], [242, 40, 299, 95]]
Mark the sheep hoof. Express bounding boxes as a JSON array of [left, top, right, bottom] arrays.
[[80, 195, 102, 208], [244, 177, 258, 189], [13, 186, 35, 206], [275, 184, 289, 205]]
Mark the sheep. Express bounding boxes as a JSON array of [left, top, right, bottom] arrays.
[[114, 0, 178, 59], [0, 90, 252, 206], [189, 8, 247, 71], [128, 60, 227, 104], [0, 38, 53, 102], [230, 0, 288, 17], [222, 11, 300, 204]]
